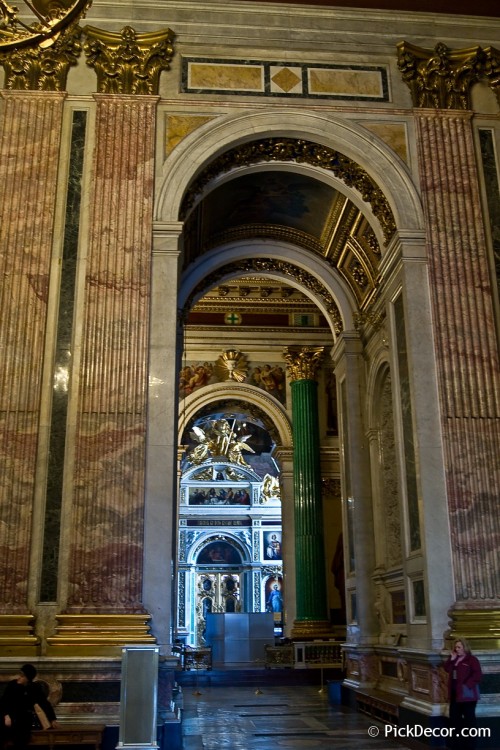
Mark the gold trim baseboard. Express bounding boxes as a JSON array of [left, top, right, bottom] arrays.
[[0, 614, 40, 656], [447, 608, 500, 650], [290, 619, 333, 640], [46, 613, 156, 656]]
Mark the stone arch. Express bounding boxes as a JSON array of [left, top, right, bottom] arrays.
[[179, 381, 293, 450], [178, 239, 357, 336], [189, 533, 250, 566], [155, 109, 424, 235]]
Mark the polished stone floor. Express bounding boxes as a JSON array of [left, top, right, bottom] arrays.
[[181, 683, 416, 750]]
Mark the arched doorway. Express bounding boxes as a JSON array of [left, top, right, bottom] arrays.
[[145, 108, 427, 653], [176, 407, 286, 645]]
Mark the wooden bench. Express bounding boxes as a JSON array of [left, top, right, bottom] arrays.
[[26, 724, 105, 750]]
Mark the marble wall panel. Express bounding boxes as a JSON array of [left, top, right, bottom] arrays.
[[182, 58, 389, 101], [361, 122, 409, 163], [0, 92, 65, 610]]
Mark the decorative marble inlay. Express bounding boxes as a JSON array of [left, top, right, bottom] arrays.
[[361, 122, 408, 163], [41, 109, 87, 603], [394, 293, 421, 552], [182, 57, 389, 101], [479, 129, 500, 299], [165, 114, 214, 157], [270, 66, 302, 94]]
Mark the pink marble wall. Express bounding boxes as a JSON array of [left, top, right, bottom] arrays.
[[67, 96, 157, 611], [415, 111, 500, 604], [0, 92, 65, 611]]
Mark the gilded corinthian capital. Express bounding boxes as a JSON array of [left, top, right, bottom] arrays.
[[0, 23, 82, 90], [83, 25, 174, 95], [397, 41, 500, 110], [284, 346, 324, 382]]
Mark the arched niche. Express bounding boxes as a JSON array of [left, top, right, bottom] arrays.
[[155, 109, 424, 237]]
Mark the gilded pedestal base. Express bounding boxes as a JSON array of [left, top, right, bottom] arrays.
[[447, 607, 500, 649], [290, 619, 333, 640], [0, 615, 40, 656], [46, 613, 156, 656]]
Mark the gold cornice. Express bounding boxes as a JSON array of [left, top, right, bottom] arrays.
[[283, 346, 324, 382], [180, 138, 396, 244], [185, 257, 343, 335], [397, 41, 500, 110], [0, 21, 82, 90], [83, 24, 174, 95]]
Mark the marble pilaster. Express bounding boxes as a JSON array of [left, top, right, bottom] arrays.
[[143, 222, 183, 653], [49, 95, 159, 652], [274, 448, 295, 637], [0, 90, 66, 650], [332, 333, 378, 645], [413, 110, 500, 641]]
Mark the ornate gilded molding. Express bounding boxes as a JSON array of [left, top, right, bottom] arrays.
[[0, 614, 40, 656], [46, 613, 156, 656], [0, 21, 82, 90], [0, 0, 89, 51], [284, 346, 324, 382], [180, 138, 396, 243], [83, 25, 174, 95], [214, 349, 248, 382], [184, 257, 343, 334], [397, 41, 500, 110]]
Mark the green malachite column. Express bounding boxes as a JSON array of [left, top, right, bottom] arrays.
[[285, 347, 331, 639]]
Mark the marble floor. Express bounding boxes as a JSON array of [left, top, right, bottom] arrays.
[[181, 683, 420, 750]]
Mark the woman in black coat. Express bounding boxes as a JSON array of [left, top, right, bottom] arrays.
[[0, 664, 57, 750]]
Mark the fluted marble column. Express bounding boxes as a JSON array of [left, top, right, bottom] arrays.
[[47, 24, 174, 654], [47, 94, 159, 652], [398, 42, 500, 647], [284, 347, 331, 639], [0, 90, 66, 652]]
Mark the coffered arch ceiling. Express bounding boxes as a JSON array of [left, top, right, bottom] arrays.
[[180, 138, 393, 310]]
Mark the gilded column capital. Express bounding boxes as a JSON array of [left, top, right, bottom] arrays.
[[284, 346, 324, 382], [83, 25, 174, 95], [397, 41, 500, 110], [0, 23, 82, 90]]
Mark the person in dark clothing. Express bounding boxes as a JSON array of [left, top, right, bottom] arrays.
[[443, 639, 482, 750], [0, 664, 57, 750]]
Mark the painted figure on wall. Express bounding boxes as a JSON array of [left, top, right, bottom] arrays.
[[179, 363, 215, 399], [265, 578, 284, 613], [264, 532, 282, 560], [251, 364, 286, 403], [197, 541, 242, 565]]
